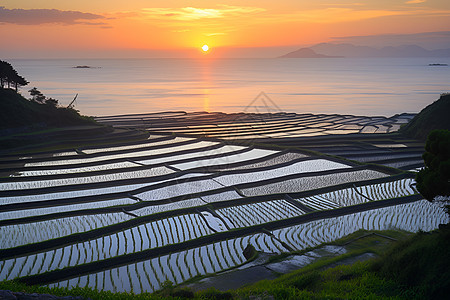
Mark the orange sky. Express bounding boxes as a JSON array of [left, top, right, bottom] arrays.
[[1, 0, 450, 58]]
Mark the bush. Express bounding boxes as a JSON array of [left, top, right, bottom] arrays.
[[416, 129, 450, 200]]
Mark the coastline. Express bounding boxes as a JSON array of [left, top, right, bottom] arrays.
[[11, 57, 450, 117]]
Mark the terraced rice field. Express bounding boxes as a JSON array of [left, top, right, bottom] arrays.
[[0, 112, 448, 293], [95, 112, 423, 171], [95, 111, 414, 139]]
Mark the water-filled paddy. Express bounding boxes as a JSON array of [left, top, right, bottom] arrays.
[[0, 127, 447, 293]]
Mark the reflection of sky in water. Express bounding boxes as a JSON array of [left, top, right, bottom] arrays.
[[48, 200, 449, 293], [241, 169, 386, 196], [11, 57, 450, 116], [1, 199, 448, 293], [273, 200, 449, 251]]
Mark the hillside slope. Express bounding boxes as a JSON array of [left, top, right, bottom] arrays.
[[0, 89, 94, 130], [400, 93, 450, 140]]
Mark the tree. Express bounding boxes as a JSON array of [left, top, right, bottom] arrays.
[[10, 70, 29, 92], [0, 60, 14, 89], [0, 60, 28, 91], [0, 61, 7, 89], [28, 87, 46, 103], [416, 129, 450, 201], [28, 87, 60, 107]]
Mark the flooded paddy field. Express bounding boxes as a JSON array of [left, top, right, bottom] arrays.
[[0, 112, 448, 293]]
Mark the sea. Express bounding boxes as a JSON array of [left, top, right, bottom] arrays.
[[9, 57, 450, 117]]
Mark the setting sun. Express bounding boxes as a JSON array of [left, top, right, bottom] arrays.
[[1, 1, 450, 296]]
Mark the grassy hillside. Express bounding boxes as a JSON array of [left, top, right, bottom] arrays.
[[0, 89, 111, 151], [0, 88, 95, 130], [401, 93, 450, 140], [373, 225, 450, 299]]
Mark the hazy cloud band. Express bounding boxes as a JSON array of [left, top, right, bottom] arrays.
[[0, 6, 106, 25]]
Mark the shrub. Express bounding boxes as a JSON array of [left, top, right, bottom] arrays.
[[416, 129, 450, 200]]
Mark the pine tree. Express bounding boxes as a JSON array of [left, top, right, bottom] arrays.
[[0, 60, 29, 91]]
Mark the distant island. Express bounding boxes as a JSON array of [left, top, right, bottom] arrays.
[[279, 48, 342, 58], [280, 43, 450, 58], [73, 65, 100, 69]]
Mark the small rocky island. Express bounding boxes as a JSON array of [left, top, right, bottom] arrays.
[[73, 65, 100, 69]]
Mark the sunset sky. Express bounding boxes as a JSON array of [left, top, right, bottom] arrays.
[[1, 0, 450, 58]]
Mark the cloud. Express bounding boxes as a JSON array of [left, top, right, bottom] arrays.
[[204, 32, 226, 36], [262, 5, 450, 25], [0, 6, 106, 25], [254, 7, 405, 25], [142, 5, 265, 21], [319, 3, 365, 7], [405, 0, 427, 4]]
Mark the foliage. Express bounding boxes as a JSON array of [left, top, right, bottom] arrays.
[[29, 87, 45, 103], [0, 60, 28, 91], [0, 88, 94, 130], [0, 60, 93, 131], [400, 93, 450, 140], [28, 87, 59, 106], [416, 129, 450, 200]]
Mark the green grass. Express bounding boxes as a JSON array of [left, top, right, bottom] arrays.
[[235, 261, 417, 299], [372, 226, 450, 299], [0, 280, 161, 300]]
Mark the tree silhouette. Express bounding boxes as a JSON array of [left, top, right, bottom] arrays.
[[28, 87, 59, 107], [416, 129, 450, 201], [0, 60, 29, 91], [45, 97, 59, 107], [28, 87, 46, 103]]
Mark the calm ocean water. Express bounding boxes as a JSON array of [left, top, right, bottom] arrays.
[[10, 58, 450, 117]]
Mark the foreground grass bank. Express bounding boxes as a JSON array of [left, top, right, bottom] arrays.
[[1, 226, 448, 299]]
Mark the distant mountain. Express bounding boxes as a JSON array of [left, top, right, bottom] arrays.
[[279, 47, 341, 58], [309, 43, 450, 58]]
